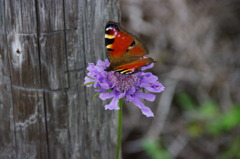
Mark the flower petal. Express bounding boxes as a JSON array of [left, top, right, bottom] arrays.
[[86, 63, 95, 71], [98, 80, 110, 89], [144, 82, 165, 93], [140, 73, 158, 84], [131, 96, 154, 117], [99, 92, 114, 100], [105, 59, 110, 67], [105, 96, 120, 110], [136, 92, 156, 102], [140, 106, 154, 117], [96, 60, 106, 67], [126, 87, 137, 95], [141, 63, 154, 71], [84, 77, 94, 86]]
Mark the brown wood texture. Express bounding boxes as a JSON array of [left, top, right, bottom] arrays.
[[0, 0, 120, 158]]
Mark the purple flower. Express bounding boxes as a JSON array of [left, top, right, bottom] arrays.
[[84, 59, 164, 117]]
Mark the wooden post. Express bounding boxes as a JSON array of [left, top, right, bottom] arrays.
[[0, 0, 120, 158]]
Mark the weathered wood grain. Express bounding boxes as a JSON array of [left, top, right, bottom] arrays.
[[12, 88, 49, 159], [7, 34, 40, 87], [37, 0, 64, 32], [3, 1, 49, 159], [0, 0, 120, 159], [44, 90, 69, 159], [0, 0, 17, 158], [64, 0, 78, 30], [39, 32, 68, 90]]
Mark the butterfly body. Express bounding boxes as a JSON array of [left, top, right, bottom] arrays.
[[105, 21, 154, 74]]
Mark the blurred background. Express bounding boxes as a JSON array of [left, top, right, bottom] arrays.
[[119, 0, 240, 159]]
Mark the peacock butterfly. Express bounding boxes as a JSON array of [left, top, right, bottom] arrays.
[[105, 21, 154, 74]]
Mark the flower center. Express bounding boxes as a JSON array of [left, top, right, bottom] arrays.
[[107, 71, 139, 92]]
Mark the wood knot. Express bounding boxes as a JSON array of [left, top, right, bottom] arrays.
[[16, 49, 20, 54]]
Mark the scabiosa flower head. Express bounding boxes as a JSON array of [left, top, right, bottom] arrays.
[[84, 59, 164, 117]]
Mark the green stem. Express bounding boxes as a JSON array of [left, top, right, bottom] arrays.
[[115, 98, 123, 159]]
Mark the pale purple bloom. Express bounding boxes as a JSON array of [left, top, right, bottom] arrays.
[[84, 59, 164, 117]]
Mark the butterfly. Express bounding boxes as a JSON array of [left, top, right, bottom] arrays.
[[105, 21, 154, 74]]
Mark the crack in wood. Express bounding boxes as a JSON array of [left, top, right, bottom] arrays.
[[10, 84, 70, 92]]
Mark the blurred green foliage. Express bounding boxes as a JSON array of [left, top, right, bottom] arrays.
[[143, 92, 240, 159], [176, 92, 240, 136], [143, 139, 171, 159], [219, 137, 240, 159]]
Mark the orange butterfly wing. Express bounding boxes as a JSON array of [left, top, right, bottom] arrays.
[[105, 21, 154, 74]]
